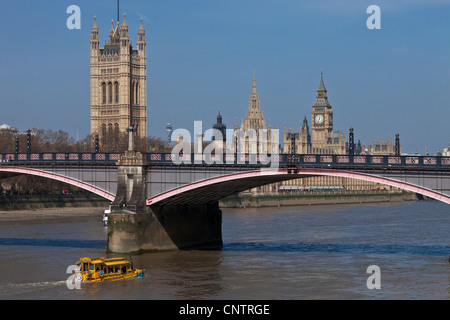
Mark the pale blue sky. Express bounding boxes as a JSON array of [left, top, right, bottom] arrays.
[[0, 0, 449, 154]]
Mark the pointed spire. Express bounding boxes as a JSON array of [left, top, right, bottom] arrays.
[[108, 19, 115, 38], [91, 16, 98, 32], [313, 68, 331, 107], [120, 12, 129, 38], [121, 12, 128, 28], [217, 111, 222, 124], [91, 16, 99, 43], [248, 72, 260, 112], [317, 68, 327, 92], [91, 16, 99, 48], [138, 17, 146, 44], [252, 71, 257, 93]]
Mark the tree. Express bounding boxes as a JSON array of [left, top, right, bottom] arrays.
[[0, 127, 172, 195]]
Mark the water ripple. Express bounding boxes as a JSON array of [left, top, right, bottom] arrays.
[[0, 238, 107, 249], [223, 242, 450, 257]]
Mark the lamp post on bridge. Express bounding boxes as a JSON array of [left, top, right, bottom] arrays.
[[94, 134, 99, 153], [165, 122, 173, 147], [348, 127, 355, 156], [287, 132, 296, 154], [26, 129, 31, 154], [15, 137, 19, 154], [126, 127, 137, 151], [395, 133, 401, 156]]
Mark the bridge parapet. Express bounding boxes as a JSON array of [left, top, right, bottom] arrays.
[[0, 152, 119, 164], [1, 152, 449, 170], [145, 153, 450, 169], [111, 151, 148, 213]]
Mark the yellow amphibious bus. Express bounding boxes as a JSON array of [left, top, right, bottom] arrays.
[[74, 257, 144, 283]]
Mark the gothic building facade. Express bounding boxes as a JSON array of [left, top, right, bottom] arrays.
[[283, 117, 311, 154], [233, 70, 400, 192], [239, 74, 277, 154], [90, 14, 147, 147]]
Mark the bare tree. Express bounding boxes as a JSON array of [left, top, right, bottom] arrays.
[[0, 127, 172, 195]]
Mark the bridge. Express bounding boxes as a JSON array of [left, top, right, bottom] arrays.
[[1, 151, 449, 252]]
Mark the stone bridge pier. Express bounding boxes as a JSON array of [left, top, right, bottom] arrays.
[[110, 151, 148, 213], [107, 151, 223, 253]]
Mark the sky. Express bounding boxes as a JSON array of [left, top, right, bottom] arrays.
[[0, 0, 449, 154]]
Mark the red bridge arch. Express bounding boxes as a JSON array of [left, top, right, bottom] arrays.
[[0, 166, 115, 201], [147, 168, 450, 206]]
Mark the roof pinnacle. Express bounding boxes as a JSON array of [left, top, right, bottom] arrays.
[[317, 68, 327, 92]]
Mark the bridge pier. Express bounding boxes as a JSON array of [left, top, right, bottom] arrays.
[[107, 150, 223, 253], [107, 202, 223, 253], [110, 150, 148, 213]]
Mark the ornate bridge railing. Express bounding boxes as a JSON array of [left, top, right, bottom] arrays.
[[145, 153, 450, 171], [0, 152, 449, 171], [0, 152, 120, 165]]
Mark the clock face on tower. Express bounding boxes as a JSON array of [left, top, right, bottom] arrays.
[[315, 114, 324, 124]]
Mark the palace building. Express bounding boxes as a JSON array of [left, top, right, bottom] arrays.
[[224, 70, 401, 193], [90, 14, 147, 147]]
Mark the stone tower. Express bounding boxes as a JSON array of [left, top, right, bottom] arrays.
[[310, 70, 345, 154], [311, 70, 333, 149], [90, 14, 147, 148], [242, 73, 268, 153], [244, 73, 265, 133]]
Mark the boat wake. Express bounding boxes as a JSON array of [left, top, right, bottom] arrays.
[[0, 280, 67, 291]]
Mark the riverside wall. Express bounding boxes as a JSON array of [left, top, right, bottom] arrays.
[[219, 191, 420, 208], [0, 194, 110, 211]]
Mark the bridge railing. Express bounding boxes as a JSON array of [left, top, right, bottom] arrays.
[[1, 152, 449, 170], [0, 152, 120, 165], [146, 153, 450, 170]]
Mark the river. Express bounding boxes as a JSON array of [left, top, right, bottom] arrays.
[[0, 201, 448, 300]]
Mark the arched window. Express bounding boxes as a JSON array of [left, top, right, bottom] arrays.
[[108, 82, 113, 103], [131, 82, 134, 105], [114, 123, 119, 141], [108, 123, 113, 135], [115, 82, 119, 103], [135, 82, 139, 105], [102, 83, 106, 104], [101, 123, 107, 145]]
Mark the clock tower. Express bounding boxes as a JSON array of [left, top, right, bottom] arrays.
[[311, 70, 334, 151]]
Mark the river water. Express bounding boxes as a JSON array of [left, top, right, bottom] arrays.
[[0, 201, 449, 300]]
